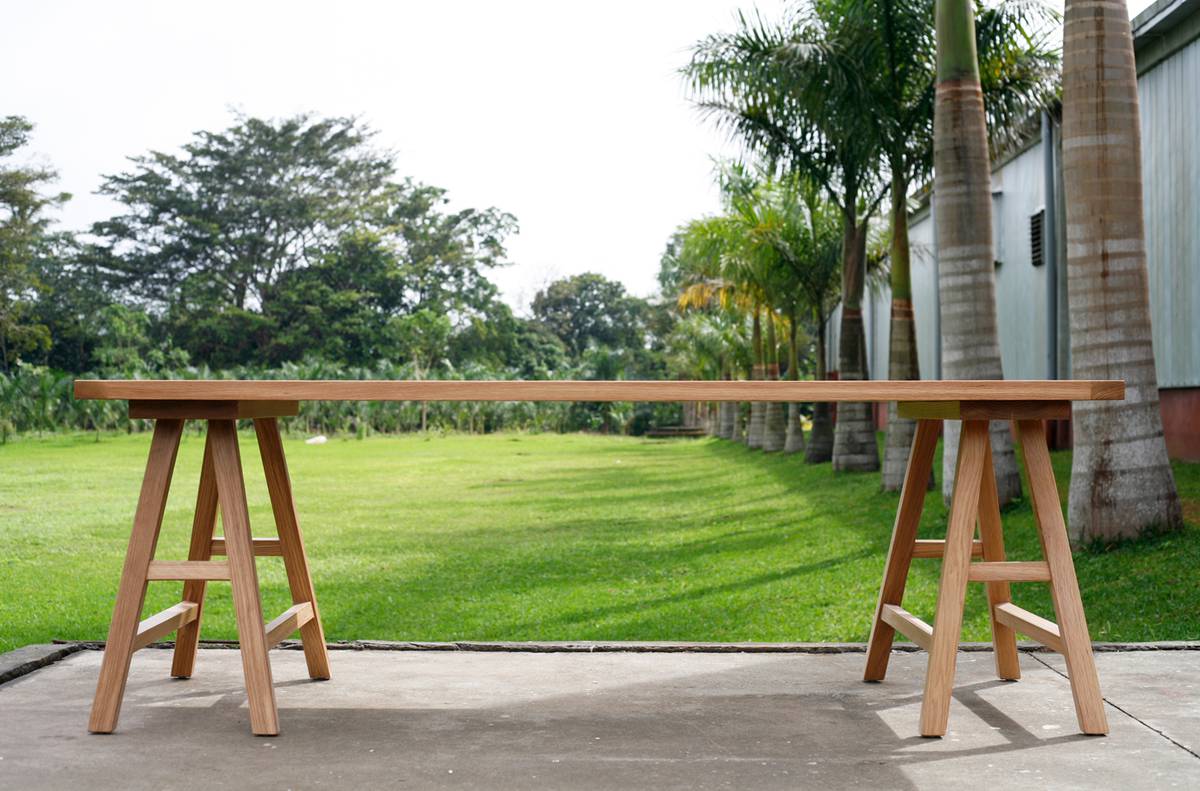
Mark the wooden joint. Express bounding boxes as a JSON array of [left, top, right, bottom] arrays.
[[210, 538, 283, 557], [968, 561, 1052, 583], [912, 539, 984, 559], [898, 400, 1071, 421], [129, 400, 300, 420], [265, 602, 315, 649], [993, 602, 1064, 652], [146, 560, 231, 581], [880, 604, 933, 651], [133, 602, 199, 651]]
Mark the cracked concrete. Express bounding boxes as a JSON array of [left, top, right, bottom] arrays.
[[0, 647, 1197, 789]]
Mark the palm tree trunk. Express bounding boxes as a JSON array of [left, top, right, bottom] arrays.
[[933, 0, 1022, 504], [806, 310, 834, 463], [747, 307, 765, 448], [1061, 0, 1181, 543], [763, 313, 787, 451], [882, 169, 928, 491], [832, 217, 880, 471], [718, 363, 735, 439], [785, 310, 805, 454]]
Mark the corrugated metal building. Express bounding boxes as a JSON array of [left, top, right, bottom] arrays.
[[828, 0, 1200, 460]]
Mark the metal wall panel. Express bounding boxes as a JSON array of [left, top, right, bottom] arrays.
[[830, 29, 1200, 389], [990, 143, 1051, 380], [1138, 34, 1200, 388]]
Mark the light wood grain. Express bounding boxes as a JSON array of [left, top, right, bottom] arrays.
[[255, 417, 331, 680], [1017, 420, 1109, 735], [89, 418, 183, 734], [911, 539, 984, 559], [920, 419, 989, 737], [977, 443, 1022, 680], [993, 603, 1064, 653], [264, 602, 315, 649], [75, 379, 1125, 403], [864, 419, 941, 681], [171, 434, 219, 678], [967, 561, 1052, 583], [880, 605, 933, 651], [210, 537, 284, 557], [133, 602, 199, 651], [145, 560, 231, 580], [209, 419, 279, 736]]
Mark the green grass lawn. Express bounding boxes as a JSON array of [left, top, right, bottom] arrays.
[[1, 430, 1197, 653]]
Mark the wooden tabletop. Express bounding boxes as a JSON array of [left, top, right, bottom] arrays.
[[73, 379, 1124, 403]]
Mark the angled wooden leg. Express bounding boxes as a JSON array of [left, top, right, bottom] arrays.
[[865, 418, 941, 681], [254, 417, 331, 680], [170, 432, 219, 679], [977, 433, 1021, 681], [919, 419, 989, 737], [89, 419, 184, 734], [208, 419, 279, 736], [1016, 420, 1108, 735]]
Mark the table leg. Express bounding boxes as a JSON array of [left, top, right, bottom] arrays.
[[170, 432, 219, 678], [89, 419, 184, 734], [919, 418, 989, 737], [208, 419, 279, 736], [977, 436, 1021, 680], [255, 417, 331, 680], [864, 419, 940, 681], [1016, 420, 1108, 735]]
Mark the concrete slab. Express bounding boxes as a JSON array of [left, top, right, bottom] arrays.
[[0, 648, 1197, 789]]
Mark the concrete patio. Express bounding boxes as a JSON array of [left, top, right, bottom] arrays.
[[1, 645, 1197, 789]]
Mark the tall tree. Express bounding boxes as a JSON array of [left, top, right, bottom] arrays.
[[531, 273, 649, 360], [92, 114, 516, 369], [747, 177, 838, 455], [685, 4, 887, 471], [94, 114, 395, 314], [932, 0, 1023, 504], [0, 116, 66, 370], [1061, 0, 1182, 542], [828, 0, 1059, 490]]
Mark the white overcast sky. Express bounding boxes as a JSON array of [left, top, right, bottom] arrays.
[[5, 0, 1155, 313]]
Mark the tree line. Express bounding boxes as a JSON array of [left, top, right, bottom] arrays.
[[0, 113, 679, 435]]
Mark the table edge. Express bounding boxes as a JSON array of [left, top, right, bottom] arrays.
[[73, 379, 1126, 403]]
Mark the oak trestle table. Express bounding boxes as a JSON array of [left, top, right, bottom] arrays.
[[72, 378, 1124, 738]]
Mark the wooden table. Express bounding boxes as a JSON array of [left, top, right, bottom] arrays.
[[73, 378, 1123, 738]]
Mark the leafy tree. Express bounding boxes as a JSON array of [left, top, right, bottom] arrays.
[[91, 114, 518, 369], [449, 301, 567, 378], [262, 232, 401, 366], [531, 273, 650, 360], [0, 116, 67, 370], [93, 114, 394, 312]]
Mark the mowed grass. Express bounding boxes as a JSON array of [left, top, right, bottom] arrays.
[[1, 430, 1198, 653]]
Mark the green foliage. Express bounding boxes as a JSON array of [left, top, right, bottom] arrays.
[[86, 114, 519, 371], [531, 273, 651, 361], [668, 167, 842, 383], [0, 116, 67, 370]]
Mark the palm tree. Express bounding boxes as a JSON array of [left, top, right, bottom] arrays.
[[750, 176, 843, 460], [675, 211, 760, 445], [686, 5, 887, 472], [931, 0, 1025, 504], [1060, 0, 1182, 543], [832, 0, 1060, 490]]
